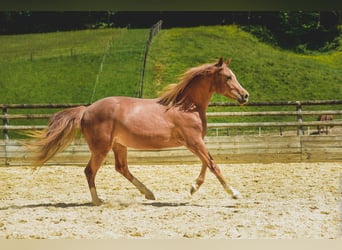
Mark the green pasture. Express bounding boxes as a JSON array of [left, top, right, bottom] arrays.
[[0, 28, 149, 104], [1, 25, 341, 104]]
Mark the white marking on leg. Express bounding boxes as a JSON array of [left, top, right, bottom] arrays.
[[190, 182, 199, 195], [90, 187, 102, 205], [229, 186, 241, 199], [132, 178, 155, 200], [224, 185, 241, 199]]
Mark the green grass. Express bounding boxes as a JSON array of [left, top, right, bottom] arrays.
[[0, 29, 119, 104], [1, 25, 340, 105], [0, 28, 149, 104], [0, 29, 115, 61]]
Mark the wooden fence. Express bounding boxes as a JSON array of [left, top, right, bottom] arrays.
[[1, 100, 342, 166], [1, 135, 342, 166]]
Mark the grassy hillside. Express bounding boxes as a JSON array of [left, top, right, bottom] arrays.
[[0, 28, 149, 104], [144, 25, 342, 103], [1, 25, 341, 106]]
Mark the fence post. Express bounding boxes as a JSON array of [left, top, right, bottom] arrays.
[[2, 107, 9, 140], [296, 101, 304, 136], [138, 20, 163, 98]]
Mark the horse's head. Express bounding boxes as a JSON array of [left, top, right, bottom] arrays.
[[212, 57, 249, 105]]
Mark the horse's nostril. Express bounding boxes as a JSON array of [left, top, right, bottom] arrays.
[[241, 93, 249, 100]]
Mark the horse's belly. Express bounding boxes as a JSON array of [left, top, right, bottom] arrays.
[[115, 134, 182, 150], [114, 125, 183, 150], [118, 138, 182, 150]]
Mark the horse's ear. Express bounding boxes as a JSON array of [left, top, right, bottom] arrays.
[[215, 57, 224, 67], [226, 58, 232, 66]]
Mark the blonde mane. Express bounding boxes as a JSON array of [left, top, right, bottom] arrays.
[[158, 62, 217, 107]]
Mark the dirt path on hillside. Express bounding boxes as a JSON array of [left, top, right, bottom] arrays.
[[0, 163, 341, 239]]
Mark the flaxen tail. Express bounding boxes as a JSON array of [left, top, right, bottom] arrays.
[[26, 106, 87, 167]]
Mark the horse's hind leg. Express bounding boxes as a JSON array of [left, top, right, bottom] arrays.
[[84, 152, 107, 206], [190, 163, 207, 195], [113, 142, 155, 200]]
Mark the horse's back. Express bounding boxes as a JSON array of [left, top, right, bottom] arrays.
[[84, 96, 158, 119]]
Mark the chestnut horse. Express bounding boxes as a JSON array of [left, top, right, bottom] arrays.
[[29, 58, 249, 205]]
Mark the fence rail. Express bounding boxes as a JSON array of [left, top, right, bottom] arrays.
[[208, 121, 342, 128], [207, 110, 342, 117], [209, 100, 342, 106]]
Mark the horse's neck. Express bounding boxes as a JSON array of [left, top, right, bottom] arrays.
[[185, 78, 214, 112]]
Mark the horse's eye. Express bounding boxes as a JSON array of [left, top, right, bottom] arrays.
[[226, 76, 232, 81]]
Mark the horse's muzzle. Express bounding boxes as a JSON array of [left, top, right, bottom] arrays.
[[237, 93, 249, 105]]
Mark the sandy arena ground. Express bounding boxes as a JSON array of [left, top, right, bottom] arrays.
[[0, 162, 341, 239]]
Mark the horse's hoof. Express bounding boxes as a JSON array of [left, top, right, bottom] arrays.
[[145, 192, 156, 200], [190, 184, 198, 195], [92, 199, 104, 206], [231, 190, 241, 199]]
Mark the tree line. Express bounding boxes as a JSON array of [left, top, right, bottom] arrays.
[[1, 11, 341, 52]]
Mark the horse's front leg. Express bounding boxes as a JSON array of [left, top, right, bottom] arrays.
[[187, 141, 240, 199], [207, 153, 241, 199]]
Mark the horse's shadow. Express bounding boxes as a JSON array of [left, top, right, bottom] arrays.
[[142, 201, 190, 207], [142, 201, 236, 209], [1, 201, 237, 210], [0, 202, 93, 210]]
